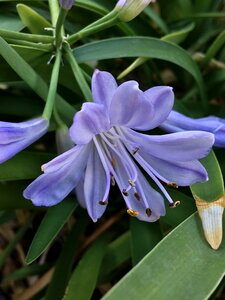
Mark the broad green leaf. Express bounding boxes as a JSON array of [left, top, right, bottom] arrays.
[[102, 213, 225, 300], [0, 15, 24, 31], [130, 219, 162, 265], [74, 37, 206, 107], [26, 200, 77, 264], [191, 151, 224, 202], [0, 151, 53, 181], [0, 37, 75, 124], [63, 238, 107, 300], [46, 216, 88, 300], [17, 4, 51, 34]]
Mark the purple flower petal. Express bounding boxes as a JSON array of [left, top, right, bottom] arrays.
[[123, 128, 215, 162], [23, 143, 90, 206], [109, 81, 154, 130], [70, 102, 110, 145], [161, 111, 225, 147], [143, 86, 174, 128], [137, 150, 208, 186], [92, 70, 118, 109], [0, 117, 48, 163], [59, 0, 74, 10], [83, 144, 110, 222]]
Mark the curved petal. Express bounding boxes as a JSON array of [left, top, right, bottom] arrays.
[[92, 69, 117, 109], [69, 102, 111, 145], [42, 145, 84, 173], [138, 151, 208, 186], [123, 128, 215, 162], [109, 81, 155, 130], [144, 86, 174, 128], [23, 144, 90, 206], [83, 144, 110, 222], [0, 117, 48, 163], [161, 111, 225, 147]]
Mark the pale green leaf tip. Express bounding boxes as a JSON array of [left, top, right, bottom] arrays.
[[195, 196, 225, 250]]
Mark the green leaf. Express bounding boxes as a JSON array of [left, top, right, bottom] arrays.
[[130, 219, 162, 265], [16, 4, 51, 34], [0, 37, 75, 124], [98, 232, 131, 284], [0, 151, 53, 181], [191, 151, 224, 202], [0, 14, 24, 31], [74, 37, 206, 108], [45, 216, 88, 300], [63, 238, 107, 300], [162, 22, 195, 44], [102, 213, 225, 300], [26, 199, 77, 264]]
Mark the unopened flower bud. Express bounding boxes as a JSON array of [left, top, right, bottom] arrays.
[[116, 0, 153, 22], [59, 0, 74, 10]]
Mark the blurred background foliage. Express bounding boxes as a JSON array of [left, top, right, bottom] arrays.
[[0, 0, 225, 299]]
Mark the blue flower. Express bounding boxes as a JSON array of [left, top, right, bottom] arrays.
[[0, 117, 49, 163], [161, 110, 225, 147], [23, 70, 214, 222], [59, 0, 74, 10]]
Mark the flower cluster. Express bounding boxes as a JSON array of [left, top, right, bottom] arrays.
[[23, 70, 214, 222]]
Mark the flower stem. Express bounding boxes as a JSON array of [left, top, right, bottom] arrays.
[[0, 29, 53, 43], [48, 0, 60, 27], [55, 8, 67, 49], [67, 10, 118, 45], [42, 50, 62, 120], [64, 44, 92, 101]]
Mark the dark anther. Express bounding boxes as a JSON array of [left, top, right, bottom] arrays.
[[146, 208, 152, 217], [122, 189, 129, 196], [128, 179, 136, 187], [99, 200, 108, 205], [132, 147, 139, 155], [134, 192, 141, 201], [169, 200, 181, 208], [167, 182, 178, 189]]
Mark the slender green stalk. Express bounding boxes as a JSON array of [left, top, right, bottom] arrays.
[[0, 29, 53, 43], [67, 11, 118, 45], [203, 30, 225, 67], [49, 0, 60, 27], [54, 107, 67, 129], [55, 8, 67, 48], [64, 44, 92, 101], [6, 39, 53, 52], [42, 50, 62, 120]]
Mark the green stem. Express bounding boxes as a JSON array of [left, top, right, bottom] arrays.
[[55, 8, 67, 49], [64, 44, 92, 101], [0, 29, 53, 43], [67, 11, 118, 45], [42, 50, 62, 120], [49, 0, 60, 27], [54, 107, 67, 129], [6, 39, 53, 52]]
